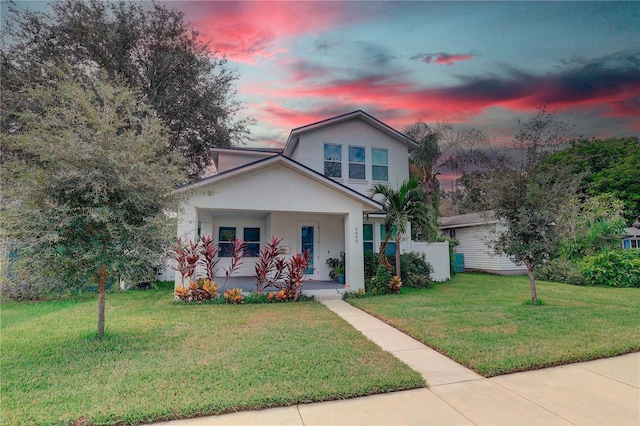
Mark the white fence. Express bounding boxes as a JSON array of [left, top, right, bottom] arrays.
[[405, 241, 451, 282]]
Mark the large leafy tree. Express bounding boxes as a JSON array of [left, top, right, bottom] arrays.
[[369, 178, 426, 277], [1, 70, 185, 338], [403, 121, 489, 239], [2, 0, 251, 180], [543, 137, 640, 224], [480, 108, 579, 304], [557, 194, 627, 260]]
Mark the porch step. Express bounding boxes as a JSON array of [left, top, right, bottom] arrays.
[[304, 289, 344, 301]]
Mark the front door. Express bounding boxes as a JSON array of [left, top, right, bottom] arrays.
[[300, 223, 318, 276]]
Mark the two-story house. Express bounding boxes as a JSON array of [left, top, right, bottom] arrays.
[[174, 110, 446, 292]]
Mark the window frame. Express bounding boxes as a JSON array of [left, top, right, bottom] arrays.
[[371, 148, 388, 182], [243, 227, 261, 257], [363, 223, 374, 252], [218, 226, 237, 258], [348, 145, 366, 180], [323, 143, 342, 178], [380, 224, 397, 256]]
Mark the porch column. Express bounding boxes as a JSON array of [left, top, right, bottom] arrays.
[[344, 208, 365, 292], [175, 203, 198, 289]]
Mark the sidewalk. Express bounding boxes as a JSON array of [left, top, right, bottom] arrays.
[[155, 299, 640, 425]]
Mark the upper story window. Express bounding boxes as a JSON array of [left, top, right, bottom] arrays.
[[324, 144, 342, 178], [371, 148, 388, 181], [348, 146, 366, 180]]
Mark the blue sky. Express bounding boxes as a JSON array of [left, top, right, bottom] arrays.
[[5, 1, 640, 147]]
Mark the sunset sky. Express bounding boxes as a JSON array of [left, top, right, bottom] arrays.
[[6, 1, 640, 147]]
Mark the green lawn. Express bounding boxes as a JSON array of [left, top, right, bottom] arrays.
[[0, 285, 424, 426], [348, 274, 640, 377]]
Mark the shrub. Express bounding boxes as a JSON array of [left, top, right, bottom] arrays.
[[254, 236, 286, 294], [174, 278, 218, 303], [405, 271, 433, 288], [535, 258, 587, 286], [363, 251, 378, 281], [388, 252, 433, 288], [274, 250, 311, 301], [0, 273, 62, 301], [388, 276, 402, 294], [579, 250, 640, 288], [367, 265, 392, 295], [224, 288, 245, 304]]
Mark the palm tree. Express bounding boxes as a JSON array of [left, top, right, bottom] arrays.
[[404, 121, 489, 240], [369, 178, 426, 277]]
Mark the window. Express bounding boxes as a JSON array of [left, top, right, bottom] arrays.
[[218, 227, 236, 257], [371, 148, 388, 181], [324, 144, 342, 178], [243, 227, 260, 257], [449, 229, 456, 238], [348, 146, 366, 180], [363, 224, 374, 252], [380, 224, 396, 256]]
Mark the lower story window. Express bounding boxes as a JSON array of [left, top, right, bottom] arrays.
[[218, 227, 236, 257], [244, 227, 260, 257], [219, 226, 261, 257], [363, 223, 374, 252], [380, 224, 397, 256]]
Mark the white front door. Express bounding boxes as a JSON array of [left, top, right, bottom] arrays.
[[299, 222, 320, 278]]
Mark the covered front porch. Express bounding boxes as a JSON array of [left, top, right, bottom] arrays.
[[174, 156, 383, 292], [194, 209, 348, 282]]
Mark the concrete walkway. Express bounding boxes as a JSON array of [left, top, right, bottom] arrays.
[[156, 299, 640, 426]]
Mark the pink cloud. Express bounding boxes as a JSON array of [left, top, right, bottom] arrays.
[[434, 53, 474, 66], [247, 59, 640, 141], [178, 1, 356, 63], [412, 52, 474, 66]]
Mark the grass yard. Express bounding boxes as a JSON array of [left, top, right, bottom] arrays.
[[1, 285, 424, 426], [348, 273, 640, 377]]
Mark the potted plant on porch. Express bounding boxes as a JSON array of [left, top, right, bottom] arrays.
[[327, 252, 345, 284]]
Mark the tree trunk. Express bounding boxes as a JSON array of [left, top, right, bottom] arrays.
[[524, 259, 538, 305], [97, 262, 106, 338], [395, 240, 401, 279], [378, 241, 391, 270]]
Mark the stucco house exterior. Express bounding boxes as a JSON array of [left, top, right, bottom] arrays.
[[438, 211, 527, 275], [174, 110, 450, 292]]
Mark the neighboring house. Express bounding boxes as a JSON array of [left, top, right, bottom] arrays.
[[622, 217, 640, 249], [174, 110, 450, 291], [438, 211, 526, 275]]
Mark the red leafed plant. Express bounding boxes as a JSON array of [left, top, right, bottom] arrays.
[[275, 249, 311, 301], [199, 235, 220, 281], [254, 235, 286, 294], [220, 238, 247, 293], [173, 237, 199, 286]]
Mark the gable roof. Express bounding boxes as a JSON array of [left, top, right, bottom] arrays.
[[282, 110, 419, 156], [623, 226, 640, 238], [177, 154, 383, 211], [438, 211, 497, 229], [209, 146, 281, 171]]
